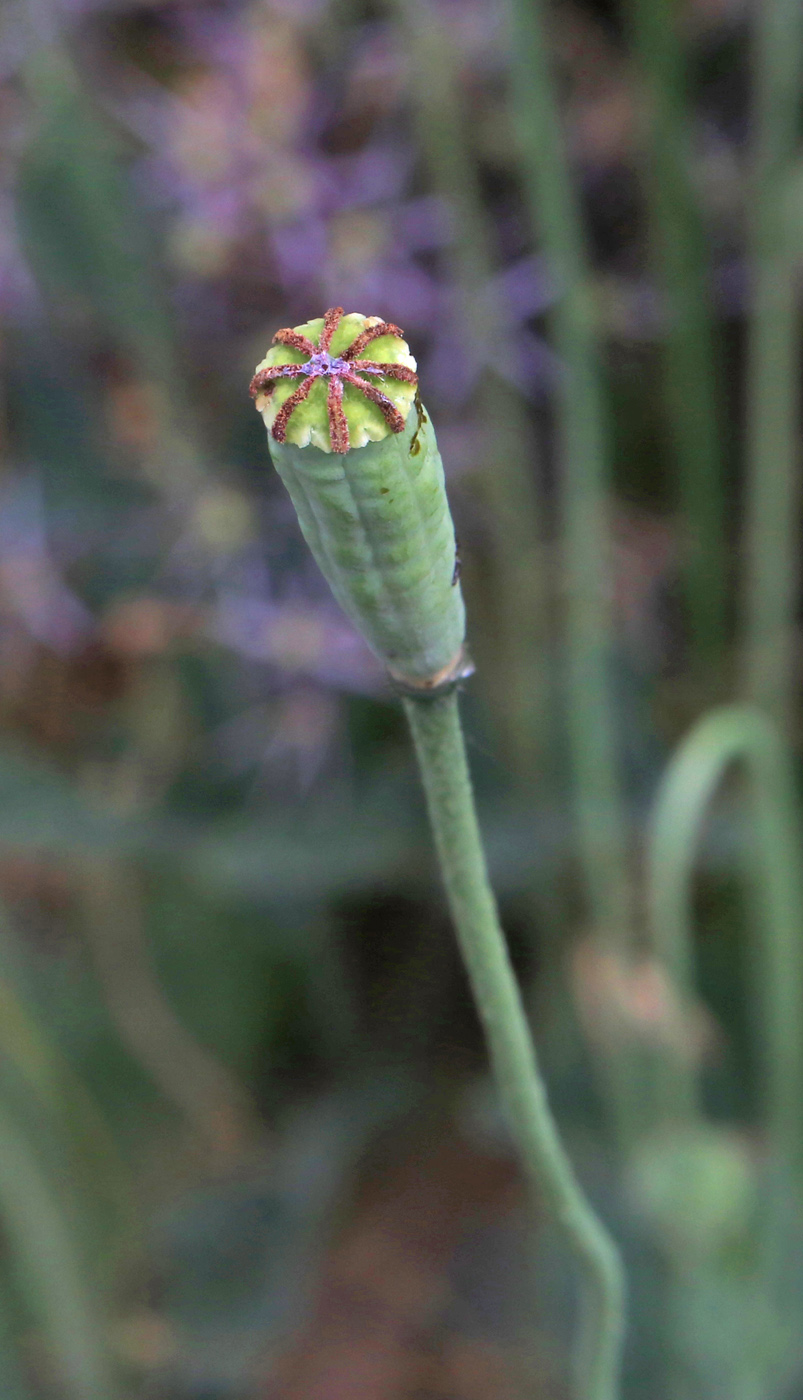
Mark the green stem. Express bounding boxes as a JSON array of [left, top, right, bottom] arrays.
[[504, 0, 633, 945], [742, 0, 803, 730], [647, 705, 803, 1167], [390, 0, 579, 1097], [403, 689, 625, 1400], [628, 0, 727, 665]]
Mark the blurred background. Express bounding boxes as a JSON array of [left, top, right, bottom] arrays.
[[0, 0, 801, 1395]]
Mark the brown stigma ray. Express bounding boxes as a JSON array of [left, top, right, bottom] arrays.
[[326, 377, 350, 455], [341, 321, 404, 360], [250, 309, 418, 453], [348, 361, 418, 383], [271, 376, 316, 443], [272, 327, 317, 356], [249, 361, 309, 401], [319, 305, 344, 353], [340, 370, 407, 434]]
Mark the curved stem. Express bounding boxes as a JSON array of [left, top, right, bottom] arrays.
[[404, 689, 625, 1400], [647, 705, 803, 1166]]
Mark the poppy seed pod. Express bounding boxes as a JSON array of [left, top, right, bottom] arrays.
[[251, 308, 467, 689]]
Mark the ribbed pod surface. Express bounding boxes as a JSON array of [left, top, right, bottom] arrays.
[[268, 402, 465, 685]]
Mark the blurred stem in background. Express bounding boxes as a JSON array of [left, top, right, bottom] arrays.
[[0, 943, 134, 1267], [389, 0, 553, 785], [504, 0, 645, 1150], [647, 705, 803, 1173], [0, 1097, 117, 1400], [74, 657, 258, 1162], [503, 0, 632, 943], [0, 898, 132, 1395], [0, 921, 135, 1400], [16, 44, 209, 504], [742, 0, 803, 732], [404, 688, 625, 1400], [646, 705, 803, 1398], [76, 858, 256, 1165], [0, 1272, 32, 1400], [627, 0, 728, 671]]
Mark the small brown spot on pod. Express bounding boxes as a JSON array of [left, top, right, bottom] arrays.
[[452, 537, 461, 585]]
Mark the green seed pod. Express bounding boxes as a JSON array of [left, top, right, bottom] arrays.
[[251, 308, 467, 688]]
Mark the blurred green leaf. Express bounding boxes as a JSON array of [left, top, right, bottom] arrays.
[[16, 47, 176, 382], [8, 337, 156, 532], [0, 941, 134, 1258], [0, 1272, 34, 1400], [155, 1080, 414, 1396], [0, 1098, 118, 1400], [0, 741, 137, 854]]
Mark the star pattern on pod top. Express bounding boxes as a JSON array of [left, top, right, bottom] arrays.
[[250, 308, 418, 454]]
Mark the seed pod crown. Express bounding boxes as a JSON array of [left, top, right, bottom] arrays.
[[250, 307, 418, 455]]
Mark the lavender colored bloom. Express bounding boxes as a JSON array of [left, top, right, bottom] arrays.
[[209, 596, 384, 694], [0, 476, 93, 652]]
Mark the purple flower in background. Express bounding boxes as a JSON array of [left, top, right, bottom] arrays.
[[90, 0, 556, 406], [210, 595, 384, 695], [0, 475, 93, 652], [0, 194, 41, 318]]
